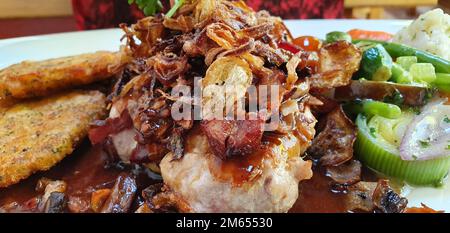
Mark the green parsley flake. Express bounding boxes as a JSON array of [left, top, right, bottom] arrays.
[[444, 116, 450, 123], [418, 139, 430, 148], [369, 127, 377, 138]]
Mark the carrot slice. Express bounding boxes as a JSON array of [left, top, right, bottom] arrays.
[[348, 29, 393, 41]]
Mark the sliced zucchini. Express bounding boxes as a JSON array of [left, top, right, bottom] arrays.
[[358, 44, 393, 81], [362, 100, 402, 119], [396, 56, 417, 71], [390, 63, 412, 84], [410, 63, 436, 84]]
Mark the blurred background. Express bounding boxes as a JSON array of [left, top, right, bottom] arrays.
[[0, 0, 449, 39]]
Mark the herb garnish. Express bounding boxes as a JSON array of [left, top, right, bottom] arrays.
[[418, 139, 430, 148], [444, 116, 450, 123], [128, 0, 184, 18], [369, 127, 377, 138], [128, 0, 163, 16], [166, 0, 185, 18], [383, 89, 404, 106]]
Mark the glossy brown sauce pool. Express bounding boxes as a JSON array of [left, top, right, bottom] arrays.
[[290, 166, 347, 213], [0, 138, 376, 213], [0, 140, 160, 212]]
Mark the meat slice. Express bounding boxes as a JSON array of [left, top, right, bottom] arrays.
[[201, 118, 264, 159], [160, 108, 317, 213]]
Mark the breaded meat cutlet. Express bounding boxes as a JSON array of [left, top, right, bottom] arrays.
[[0, 51, 125, 100], [0, 90, 106, 188]]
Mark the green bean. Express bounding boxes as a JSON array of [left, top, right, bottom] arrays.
[[433, 73, 450, 93], [362, 100, 402, 119], [345, 99, 402, 119], [353, 40, 450, 73], [325, 31, 352, 43]]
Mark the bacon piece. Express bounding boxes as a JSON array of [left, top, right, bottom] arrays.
[[201, 118, 264, 159], [88, 110, 133, 145], [129, 142, 168, 164]]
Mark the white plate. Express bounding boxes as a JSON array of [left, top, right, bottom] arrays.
[[0, 19, 412, 69], [0, 19, 448, 212]]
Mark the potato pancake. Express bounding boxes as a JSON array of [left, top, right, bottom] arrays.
[[0, 51, 125, 100], [0, 90, 106, 188]]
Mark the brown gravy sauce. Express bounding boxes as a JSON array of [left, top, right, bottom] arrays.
[[186, 126, 304, 187], [184, 126, 270, 187], [291, 166, 347, 213], [0, 139, 374, 213], [0, 141, 122, 207]]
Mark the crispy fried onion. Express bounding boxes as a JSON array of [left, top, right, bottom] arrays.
[[184, 19, 282, 66], [206, 22, 243, 49], [310, 41, 362, 89], [201, 56, 253, 119], [212, 0, 257, 30], [109, 0, 324, 166], [146, 53, 189, 86], [121, 16, 165, 58], [308, 105, 357, 166], [286, 52, 302, 88], [255, 10, 293, 43], [193, 0, 219, 25], [163, 15, 195, 33]]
